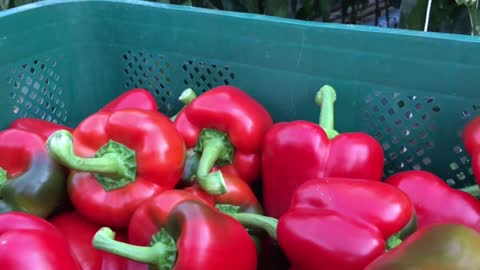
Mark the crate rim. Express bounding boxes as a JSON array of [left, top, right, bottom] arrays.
[[2, 0, 480, 45]]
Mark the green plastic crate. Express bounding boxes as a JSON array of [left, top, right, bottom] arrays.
[[1, 0, 480, 189]]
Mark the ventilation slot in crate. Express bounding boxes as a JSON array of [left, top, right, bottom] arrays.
[[122, 50, 175, 114], [7, 57, 67, 124], [181, 60, 235, 93]]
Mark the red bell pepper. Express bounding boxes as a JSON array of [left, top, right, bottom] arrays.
[[262, 85, 385, 218], [9, 117, 74, 139], [50, 211, 135, 270], [128, 189, 214, 246], [385, 170, 480, 232], [172, 86, 273, 193], [46, 108, 186, 228], [463, 115, 480, 185], [0, 212, 80, 270], [93, 199, 258, 270], [100, 88, 158, 113], [8, 88, 156, 140], [0, 128, 67, 218], [277, 178, 416, 270]]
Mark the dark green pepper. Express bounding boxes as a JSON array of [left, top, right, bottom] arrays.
[[0, 128, 67, 218], [366, 223, 480, 270]]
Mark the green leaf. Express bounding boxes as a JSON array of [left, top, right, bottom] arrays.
[[265, 0, 289, 17]]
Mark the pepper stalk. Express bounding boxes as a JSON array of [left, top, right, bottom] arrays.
[[93, 227, 177, 269], [316, 85, 340, 139], [46, 130, 137, 191]]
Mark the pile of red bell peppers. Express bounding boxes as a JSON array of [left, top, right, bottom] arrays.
[[2, 85, 480, 270]]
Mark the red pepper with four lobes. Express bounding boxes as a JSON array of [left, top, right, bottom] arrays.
[[385, 170, 480, 232], [0, 212, 80, 270], [93, 199, 258, 270], [46, 108, 186, 228], [50, 211, 136, 270], [262, 85, 385, 218], [9, 88, 157, 142], [100, 88, 158, 113], [0, 128, 67, 218], [172, 86, 273, 193], [463, 115, 480, 185], [277, 178, 416, 270]]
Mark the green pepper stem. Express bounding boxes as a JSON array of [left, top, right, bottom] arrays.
[[460, 184, 480, 198], [196, 142, 228, 195], [0, 167, 6, 186], [195, 129, 234, 195], [315, 85, 339, 139], [46, 130, 137, 191], [386, 234, 402, 250], [170, 88, 198, 121], [228, 212, 278, 241], [93, 227, 176, 268], [179, 88, 197, 105]]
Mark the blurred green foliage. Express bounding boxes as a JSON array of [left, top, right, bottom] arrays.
[[153, 0, 335, 21], [398, 0, 479, 35], [0, 0, 35, 10], [1, 0, 478, 36], [0, 0, 384, 24]]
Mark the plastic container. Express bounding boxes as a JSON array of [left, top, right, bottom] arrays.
[[1, 0, 479, 189]]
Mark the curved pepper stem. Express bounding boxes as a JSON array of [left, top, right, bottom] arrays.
[[170, 88, 198, 121], [315, 85, 339, 139], [386, 234, 402, 250], [460, 184, 480, 198], [46, 130, 137, 191], [0, 167, 6, 204], [93, 227, 177, 269], [195, 129, 231, 195], [217, 204, 278, 241], [385, 211, 416, 251], [0, 168, 6, 186]]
